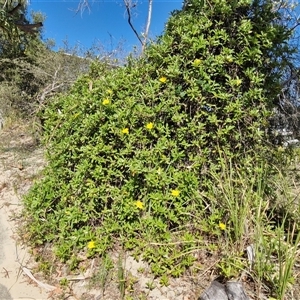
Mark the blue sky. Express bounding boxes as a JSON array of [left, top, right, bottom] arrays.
[[28, 1, 183, 55]]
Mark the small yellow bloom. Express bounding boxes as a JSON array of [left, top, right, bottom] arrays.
[[233, 78, 242, 86], [193, 58, 202, 67], [122, 128, 129, 134], [219, 222, 226, 231], [159, 76, 167, 83], [102, 98, 110, 105], [107, 89, 113, 95], [146, 122, 154, 130], [87, 241, 96, 249], [236, 79, 242, 86], [135, 200, 144, 209], [225, 55, 233, 63], [171, 189, 180, 197]]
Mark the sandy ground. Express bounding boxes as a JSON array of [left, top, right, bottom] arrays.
[[0, 126, 51, 299]]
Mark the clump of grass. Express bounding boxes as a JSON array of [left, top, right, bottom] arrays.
[[204, 153, 300, 299], [253, 164, 300, 299], [89, 255, 114, 296], [117, 254, 126, 299]]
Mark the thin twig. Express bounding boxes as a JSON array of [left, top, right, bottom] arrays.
[[148, 240, 199, 246], [2, 267, 11, 278], [123, 0, 143, 46]]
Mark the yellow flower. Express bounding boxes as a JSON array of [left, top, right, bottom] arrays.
[[107, 89, 113, 95], [159, 76, 167, 83], [225, 55, 233, 63], [102, 98, 110, 105], [233, 78, 242, 86], [193, 58, 202, 67], [171, 189, 180, 197], [87, 241, 96, 249], [122, 128, 129, 134], [219, 222, 226, 231], [146, 122, 154, 130], [135, 200, 144, 209], [236, 79, 242, 86]]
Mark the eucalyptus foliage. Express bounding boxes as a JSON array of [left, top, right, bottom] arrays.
[[0, 0, 44, 116]]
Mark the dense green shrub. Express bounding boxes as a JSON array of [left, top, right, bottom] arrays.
[[24, 0, 296, 280]]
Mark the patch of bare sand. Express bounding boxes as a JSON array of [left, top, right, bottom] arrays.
[[0, 125, 51, 299]]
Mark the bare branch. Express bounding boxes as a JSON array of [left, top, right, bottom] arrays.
[[123, 0, 143, 46], [7, 3, 22, 16], [76, 0, 91, 15], [288, 21, 300, 34], [16, 22, 43, 34], [2, 0, 8, 9], [142, 0, 153, 53], [74, 0, 154, 54]]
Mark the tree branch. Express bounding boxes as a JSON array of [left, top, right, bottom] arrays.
[[8, 3, 22, 16], [76, 0, 91, 15], [6, 3, 43, 34], [142, 0, 153, 53], [16, 22, 43, 34], [75, 0, 153, 54], [123, 0, 143, 46]]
